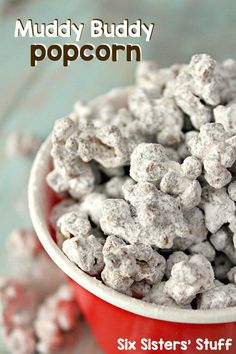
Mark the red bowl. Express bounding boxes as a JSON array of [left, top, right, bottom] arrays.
[[28, 90, 236, 354]]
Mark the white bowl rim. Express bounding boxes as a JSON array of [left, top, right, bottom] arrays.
[[28, 136, 236, 324]]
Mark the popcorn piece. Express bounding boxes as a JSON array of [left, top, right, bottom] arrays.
[[143, 282, 191, 308], [50, 199, 81, 228], [7, 229, 66, 300], [125, 181, 190, 247], [128, 90, 184, 145], [175, 54, 225, 129], [136, 61, 180, 96], [181, 156, 202, 180], [189, 241, 216, 262], [217, 60, 236, 103], [228, 181, 236, 201], [165, 252, 189, 279], [160, 160, 202, 210], [201, 186, 235, 233], [67, 124, 131, 168], [214, 104, 236, 136], [62, 235, 104, 275], [154, 97, 184, 146], [101, 182, 189, 249], [47, 161, 95, 199], [111, 108, 143, 140], [184, 207, 208, 244], [210, 228, 236, 265], [164, 254, 215, 305], [227, 267, 236, 284], [128, 281, 151, 299], [5, 131, 40, 158], [128, 89, 156, 133], [46, 169, 69, 195], [56, 211, 91, 247], [101, 267, 133, 294], [0, 279, 38, 329], [73, 100, 92, 125], [187, 123, 236, 188], [100, 198, 140, 245], [8, 228, 42, 259], [104, 176, 131, 198], [35, 285, 80, 354], [130, 144, 201, 210], [47, 117, 96, 199], [80, 192, 107, 225], [3, 327, 36, 354], [221, 59, 236, 79], [130, 143, 176, 184], [101, 236, 166, 293], [198, 284, 236, 309]]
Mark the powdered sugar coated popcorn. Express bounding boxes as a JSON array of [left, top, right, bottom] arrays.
[[45, 53, 236, 311]]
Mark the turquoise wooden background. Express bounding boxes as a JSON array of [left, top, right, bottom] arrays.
[[0, 0, 236, 352]]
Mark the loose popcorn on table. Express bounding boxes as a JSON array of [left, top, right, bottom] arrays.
[[34, 285, 80, 354], [0, 278, 81, 354], [46, 53, 236, 310], [5, 132, 40, 158], [7, 228, 65, 300]]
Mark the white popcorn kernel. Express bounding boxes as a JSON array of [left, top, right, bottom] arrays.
[[184, 207, 208, 244], [101, 236, 166, 293], [56, 211, 91, 241], [80, 192, 107, 226], [198, 284, 236, 309], [165, 252, 189, 279], [128, 281, 151, 299], [62, 235, 104, 275], [187, 123, 236, 188], [73, 124, 130, 168], [129, 92, 184, 145], [181, 156, 202, 180], [46, 169, 69, 195], [104, 176, 132, 198], [130, 143, 174, 184], [50, 199, 81, 229], [130, 143, 201, 210], [164, 254, 215, 305], [201, 186, 235, 233], [214, 104, 236, 136], [175, 54, 226, 129], [100, 198, 140, 245], [143, 282, 191, 309]]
